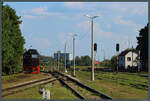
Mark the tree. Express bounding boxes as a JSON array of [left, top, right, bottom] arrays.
[[101, 59, 111, 67], [74, 55, 91, 66], [75, 56, 80, 66], [136, 23, 148, 72], [2, 4, 25, 75], [110, 55, 117, 71], [80, 55, 91, 66]]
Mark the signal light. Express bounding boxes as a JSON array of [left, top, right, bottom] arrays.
[[116, 43, 119, 52], [94, 43, 97, 51]]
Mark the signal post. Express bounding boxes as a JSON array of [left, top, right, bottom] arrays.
[[116, 43, 119, 73]]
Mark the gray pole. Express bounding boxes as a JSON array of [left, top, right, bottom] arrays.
[[64, 43, 67, 73], [138, 50, 140, 72], [132, 46, 133, 67], [116, 51, 119, 73], [85, 15, 99, 81], [73, 36, 75, 76], [91, 19, 94, 81], [103, 50, 105, 61], [58, 53, 59, 71]]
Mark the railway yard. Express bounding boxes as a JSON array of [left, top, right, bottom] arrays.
[[2, 2, 149, 100], [2, 67, 148, 100]]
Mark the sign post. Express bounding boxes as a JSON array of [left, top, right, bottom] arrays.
[[94, 43, 97, 71]]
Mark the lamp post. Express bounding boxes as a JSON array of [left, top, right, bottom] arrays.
[[85, 15, 99, 81], [73, 34, 77, 76]]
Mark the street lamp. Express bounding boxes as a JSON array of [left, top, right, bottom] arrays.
[[85, 15, 99, 81], [73, 34, 77, 76]]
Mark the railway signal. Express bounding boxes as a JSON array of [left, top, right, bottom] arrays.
[[116, 43, 119, 73], [116, 43, 119, 52], [94, 43, 97, 52]]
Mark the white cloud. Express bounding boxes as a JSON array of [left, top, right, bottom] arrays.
[[94, 23, 113, 38], [131, 4, 148, 15], [64, 2, 85, 9], [106, 24, 111, 29], [76, 21, 113, 38], [76, 21, 90, 31], [58, 32, 73, 44], [108, 3, 128, 12], [63, 2, 99, 14], [21, 7, 66, 19], [107, 2, 148, 15], [23, 15, 37, 19], [114, 16, 142, 32]]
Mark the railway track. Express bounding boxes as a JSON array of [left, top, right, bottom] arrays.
[[2, 76, 57, 97], [50, 71, 112, 100]]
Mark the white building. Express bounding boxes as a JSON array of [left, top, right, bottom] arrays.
[[118, 49, 138, 69]]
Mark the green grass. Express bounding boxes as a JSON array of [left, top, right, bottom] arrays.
[[3, 81, 78, 99], [3, 86, 42, 99], [74, 70, 148, 99], [2, 73, 24, 81], [44, 81, 78, 99]]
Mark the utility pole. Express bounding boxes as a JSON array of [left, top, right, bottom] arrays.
[[138, 50, 140, 72], [73, 34, 77, 76], [57, 52, 59, 71], [57, 51, 61, 71], [132, 46, 133, 68], [64, 43, 67, 73], [85, 15, 99, 81], [103, 50, 105, 61]]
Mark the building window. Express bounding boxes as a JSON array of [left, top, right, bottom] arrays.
[[127, 57, 131, 61]]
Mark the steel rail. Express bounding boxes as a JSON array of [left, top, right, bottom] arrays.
[[50, 71, 85, 99], [2, 77, 52, 91], [2, 78, 57, 97], [59, 78, 85, 99], [55, 71, 112, 99]]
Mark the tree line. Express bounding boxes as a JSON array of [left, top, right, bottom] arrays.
[[73, 56, 91, 66], [2, 4, 25, 75], [136, 23, 148, 72]]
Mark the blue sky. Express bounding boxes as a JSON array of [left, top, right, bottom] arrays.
[[4, 2, 148, 61]]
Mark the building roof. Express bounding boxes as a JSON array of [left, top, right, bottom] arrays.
[[118, 49, 137, 56], [94, 61, 104, 64]]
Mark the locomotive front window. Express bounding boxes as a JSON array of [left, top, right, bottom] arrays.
[[32, 54, 38, 58]]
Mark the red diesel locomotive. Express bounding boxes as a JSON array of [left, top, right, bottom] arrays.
[[23, 49, 40, 74]]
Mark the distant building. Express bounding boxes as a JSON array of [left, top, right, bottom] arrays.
[[118, 49, 138, 69], [94, 61, 104, 65], [54, 53, 73, 61]]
